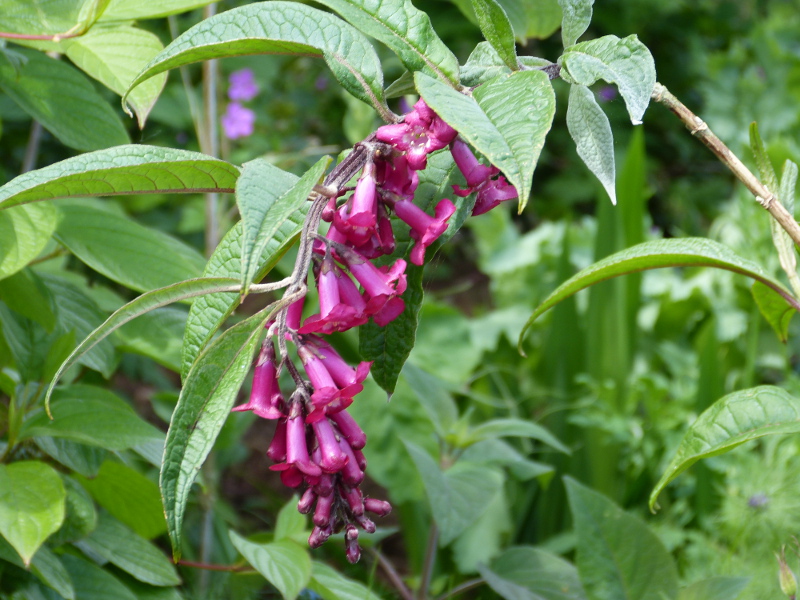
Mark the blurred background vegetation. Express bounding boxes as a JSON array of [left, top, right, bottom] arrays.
[[2, 0, 800, 599]]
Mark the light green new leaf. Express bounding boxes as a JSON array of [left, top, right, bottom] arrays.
[[238, 157, 329, 294], [471, 0, 518, 70], [21, 385, 164, 451], [558, 0, 593, 47], [402, 361, 458, 436], [274, 498, 308, 542], [60, 554, 137, 600], [230, 532, 311, 600], [309, 561, 383, 600], [55, 199, 206, 292], [780, 159, 798, 215], [0, 461, 66, 566], [0, 0, 97, 36], [460, 41, 550, 87], [677, 577, 749, 600], [78, 460, 166, 540], [416, 70, 555, 211], [650, 386, 800, 510], [125, 2, 387, 119], [565, 477, 678, 600], [560, 35, 655, 125], [101, 0, 217, 20], [404, 441, 503, 545], [76, 513, 180, 586], [182, 210, 308, 380], [466, 418, 570, 454], [63, 25, 167, 128], [752, 281, 794, 342], [479, 546, 587, 600], [566, 84, 615, 204], [163, 310, 270, 558], [0, 145, 240, 210], [311, 0, 459, 85], [0, 201, 56, 281], [0, 48, 129, 151], [519, 238, 800, 352]]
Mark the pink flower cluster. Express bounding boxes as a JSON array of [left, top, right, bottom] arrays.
[[222, 68, 259, 140], [234, 99, 518, 562]]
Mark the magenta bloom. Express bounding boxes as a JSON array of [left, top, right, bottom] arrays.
[[228, 68, 259, 101], [232, 341, 283, 419], [333, 164, 378, 246], [299, 261, 369, 335], [330, 409, 367, 450], [377, 154, 418, 201], [311, 418, 348, 472], [376, 99, 457, 170], [270, 403, 322, 479], [298, 345, 340, 406], [393, 198, 456, 265], [221, 102, 255, 139], [450, 139, 518, 215]]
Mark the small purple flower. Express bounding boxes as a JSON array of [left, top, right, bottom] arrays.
[[748, 493, 769, 509], [228, 68, 259, 101], [221, 102, 255, 139], [597, 85, 617, 103]]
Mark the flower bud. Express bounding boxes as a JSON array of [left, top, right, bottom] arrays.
[[778, 548, 797, 599]]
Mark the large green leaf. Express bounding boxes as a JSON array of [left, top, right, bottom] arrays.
[[63, 25, 167, 128], [558, 0, 593, 47], [471, 0, 517, 70], [237, 157, 329, 294], [230, 532, 311, 600], [48, 475, 98, 546], [0, 202, 57, 281], [0, 269, 56, 331], [404, 441, 503, 545], [0, 537, 75, 599], [677, 577, 749, 600], [479, 546, 587, 600], [308, 561, 383, 600], [0, 145, 240, 210], [60, 553, 137, 600], [101, 0, 217, 20], [566, 84, 615, 204], [519, 238, 800, 352], [650, 386, 800, 510], [54, 199, 206, 292], [20, 385, 164, 451], [76, 513, 180, 586], [0, 48, 129, 151], [163, 310, 269, 558], [34, 437, 107, 479], [465, 418, 570, 453], [311, 0, 459, 85], [402, 362, 458, 437], [565, 477, 678, 600], [47, 277, 242, 404], [415, 69, 555, 211], [0, 0, 85, 35], [181, 214, 307, 380], [77, 460, 166, 540], [125, 2, 387, 118], [0, 461, 66, 566], [117, 307, 186, 371], [559, 34, 655, 125]]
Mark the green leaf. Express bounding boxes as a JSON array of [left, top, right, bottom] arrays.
[[780, 159, 798, 215], [558, 0, 593, 47], [101, 0, 217, 20], [274, 498, 308, 542], [677, 577, 749, 600], [60, 553, 137, 600], [404, 441, 503, 545], [519, 238, 800, 352], [309, 561, 383, 600], [0, 201, 56, 281], [238, 157, 329, 294], [752, 280, 794, 342], [559, 35, 655, 125], [0, 269, 56, 331], [310, 0, 460, 85], [565, 477, 678, 600], [523, 0, 562, 39], [402, 361, 458, 436], [34, 437, 107, 479], [0, 48, 129, 151], [48, 475, 98, 546], [125, 2, 387, 119], [163, 310, 269, 559], [46, 277, 242, 404], [0, 0, 83, 35], [20, 385, 164, 451], [76, 513, 181, 586], [415, 69, 555, 211], [566, 84, 615, 204], [230, 532, 311, 600], [117, 307, 186, 372], [0, 145, 240, 210], [651, 385, 800, 509], [471, 0, 517, 70], [466, 418, 570, 454], [460, 439, 555, 482], [55, 198, 206, 292], [479, 546, 587, 600], [460, 42, 551, 87], [77, 460, 167, 540], [0, 535, 75, 599], [63, 25, 167, 128], [0, 461, 65, 566]]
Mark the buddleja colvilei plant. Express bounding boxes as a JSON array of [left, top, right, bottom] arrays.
[[5, 0, 800, 595]]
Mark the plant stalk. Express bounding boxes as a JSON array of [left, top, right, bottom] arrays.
[[368, 548, 414, 600], [418, 524, 439, 600], [202, 3, 220, 256]]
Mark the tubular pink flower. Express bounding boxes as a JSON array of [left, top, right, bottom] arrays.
[[377, 154, 418, 200], [450, 139, 518, 215], [312, 418, 348, 472], [364, 498, 392, 516], [298, 345, 340, 405], [376, 100, 456, 171], [333, 164, 378, 246], [298, 488, 317, 514], [341, 250, 406, 298], [345, 525, 361, 564], [450, 139, 493, 187], [267, 418, 287, 463], [329, 410, 367, 450], [232, 341, 284, 419], [471, 174, 518, 215], [309, 525, 332, 548], [299, 264, 368, 335], [339, 484, 364, 516], [270, 403, 321, 477], [285, 296, 305, 331], [371, 296, 406, 326], [338, 437, 365, 486], [313, 491, 335, 527], [313, 339, 371, 396], [394, 198, 456, 265]]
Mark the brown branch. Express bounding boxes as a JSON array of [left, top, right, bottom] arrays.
[[651, 82, 800, 248]]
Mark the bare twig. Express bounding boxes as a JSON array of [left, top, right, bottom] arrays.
[[418, 524, 439, 600], [367, 548, 414, 600], [651, 82, 800, 248], [435, 578, 485, 600]]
